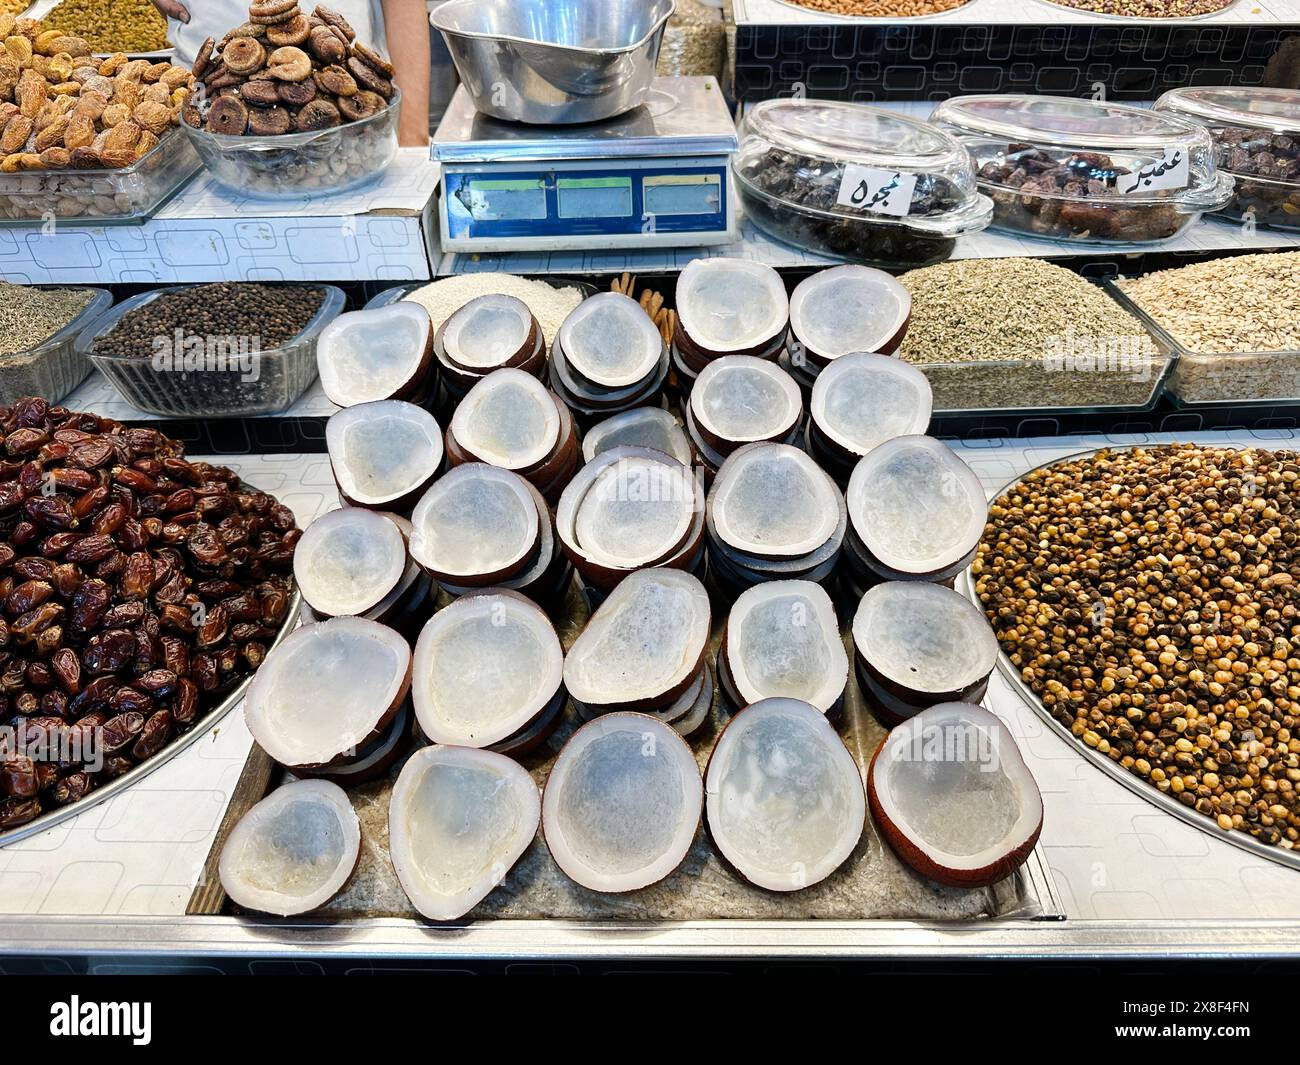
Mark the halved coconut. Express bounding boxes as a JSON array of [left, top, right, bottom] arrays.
[[542, 712, 702, 893], [296, 701, 412, 786], [676, 258, 789, 357], [316, 303, 434, 407], [853, 582, 998, 705], [868, 702, 1043, 888], [245, 617, 412, 769], [705, 698, 864, 892], [327, 400, 444, 513], [408, 464, 540, 585], [563, 567, 710, 712], [846, 435, 986, 577], [218, 779, 360, 916], [810, 353, 932, 461], [450, 368, 561, 472], [293, 508, 407, 619], [412, 590, 564, 748], [439, 293, 538, 372], [557, 292, 664, 389], [582, 407, 693, 466], [789, 265, 911, 364], [709, 443, 841, 560], [724, 581, 847, 715], [389, 745, 540, 921], [690, 356, 803, 454]]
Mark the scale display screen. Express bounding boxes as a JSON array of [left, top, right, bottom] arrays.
[[644, 174, 722, 216], [458, 178, 547, 221], [557, 176, 634, 219]]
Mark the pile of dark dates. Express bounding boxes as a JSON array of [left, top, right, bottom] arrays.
[[0, 397, 298, 829], [185, 1, 395, 136], [1217, 126, 1300, 229]]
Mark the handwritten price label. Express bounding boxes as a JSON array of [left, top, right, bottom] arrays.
[[836, 165, 918, 217], [1118, 148, 1190, 196]]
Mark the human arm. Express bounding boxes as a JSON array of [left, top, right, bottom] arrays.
[[149, 0, 191, 21], [380, 0, 430, 146]]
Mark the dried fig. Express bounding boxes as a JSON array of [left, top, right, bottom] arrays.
[[142, 81, 170, 105], [206, 94, 248, 135], [250, 1, 302, 25], [337, 89, 383, 122], [238, 78, 281, 107], [143, 61, 172, 84], [161, 65, 192, 90], [98, 52, 128, 76], [181, 103, 202, 128], [313, 63, 355, 96], [73, 90, 107, 120], [267, 46, 311, 81], [346, 56, 390, 98], [119, 59, 151, 81], [266, 14, 311, 46], [222, 36, 266, 75], [191, 38, 214, 78], [79, 73, 113, 97], [100, 102, 130, 127], [131, 100, 172, 136], [219, 23, 266, 50], [246, 105, 291, 135], [351, 42, 394, 78], [103, 118, 141, 152], [276, 77, 315, 106], [294, 97, 339, 131], [250, 0, 299, 16], [315, 6, 356, 41], [306, 26, 344, 64]]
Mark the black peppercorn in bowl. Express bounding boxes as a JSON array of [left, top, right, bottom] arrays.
[[932, 95, 1235, 246], [1154, 87, 1300, 232], [74, 282, 345, 418], [733, 99, 993, 270]]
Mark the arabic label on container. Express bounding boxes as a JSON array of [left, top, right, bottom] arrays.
[[836, 164, 918, 217], [1117, 148, 1190, 196]]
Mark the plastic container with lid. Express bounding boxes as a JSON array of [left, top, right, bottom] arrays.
[[1153, 87, 1300, 232], [733, 99, 992, 269], [931, 95, 1235, 245]]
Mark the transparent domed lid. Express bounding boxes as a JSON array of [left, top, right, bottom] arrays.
[[1154, 87, 1300, 137]]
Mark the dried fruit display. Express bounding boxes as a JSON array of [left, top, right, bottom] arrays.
[[41, 0, 170, 57], [0, 396, 298, 831], [0, 11, 192, 172], [186, 2, 395, 137]]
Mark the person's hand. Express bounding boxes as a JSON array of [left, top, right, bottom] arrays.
[[150, 0, 191, 22]]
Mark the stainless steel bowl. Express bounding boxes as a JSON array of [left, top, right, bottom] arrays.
[[431, 0, 675, 125]]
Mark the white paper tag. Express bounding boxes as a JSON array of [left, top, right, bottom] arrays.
[[1117, 148, 1190, 196], [836, 165, 918, 217]]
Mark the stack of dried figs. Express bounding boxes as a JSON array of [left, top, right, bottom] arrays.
[[0, 397, 298, 830], [187, 2, 395, 136]]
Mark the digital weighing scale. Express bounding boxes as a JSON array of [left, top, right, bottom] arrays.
[[432, 76, 739, 253]]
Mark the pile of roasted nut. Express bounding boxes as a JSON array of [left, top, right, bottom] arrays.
[[187, 1, 396, 136], [0, 397, 299, 829], [0, 12, 193, 172]]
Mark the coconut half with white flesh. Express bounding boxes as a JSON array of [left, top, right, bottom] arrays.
[[412, 590, 564, 748], [557, 292, 664, 390], [439, 293, 539, 373], [689, 356, 803, 455], [709, 443, 841, 561], [868, 702, 1043, 889], [705, 697, 865, 892], [327, 400, 444, 513], [389, 745, 540, 921], [316, 303, 435, 407], [450, 368, 562, 472], [564, 567, 711, 713], [542, 712, 702, 893], [676, 258, 790, 358], [582, 407, 693, 466], [810, 353, 932, 462], [408, 463, 540, 586], [724, 581, 847, 715], [245, 617, 412, 769], [219, 779, 360, 916], [853, 581, 998, 705], [846, 435, 987, 577], [293, 508, 408, 619], [789, 265, 912, 365]]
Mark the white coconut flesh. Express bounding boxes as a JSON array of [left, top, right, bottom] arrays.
[[219, 780, 360, 916], [727, 581, 847, 713], [706, 698, 864, 892], [543, 713, 702, 893], [442, 294, 534, 370], [245, 617, 411, 768], [558, 292, 663, 388], [711, 444, 840, 558], [409, 464, 539, 580], [389, 746, 540, 921], [676, 258, 789, 353], [846, 435, 987, 574], [873, 703, 1042, 870], [412, 593, 563, 747], [789, 265, 911, 360], [853, 582, 998, 697], [316, 304, 432, 407], [691, 356, 802, 444], [566, 452, 696, 569], [582, 407, 693, 466], [327, 401, 444, 506], [563, 568, 710, 707], [293, 508, 407, 618], [451, 369, 560, 471], [811, 353, 933, 458]]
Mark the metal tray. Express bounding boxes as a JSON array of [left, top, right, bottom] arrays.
[[961, 442, 1300, 875], [194, 577, 1064, 923]]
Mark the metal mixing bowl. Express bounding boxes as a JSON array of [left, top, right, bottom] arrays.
[[431, 0, 676, 125]]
